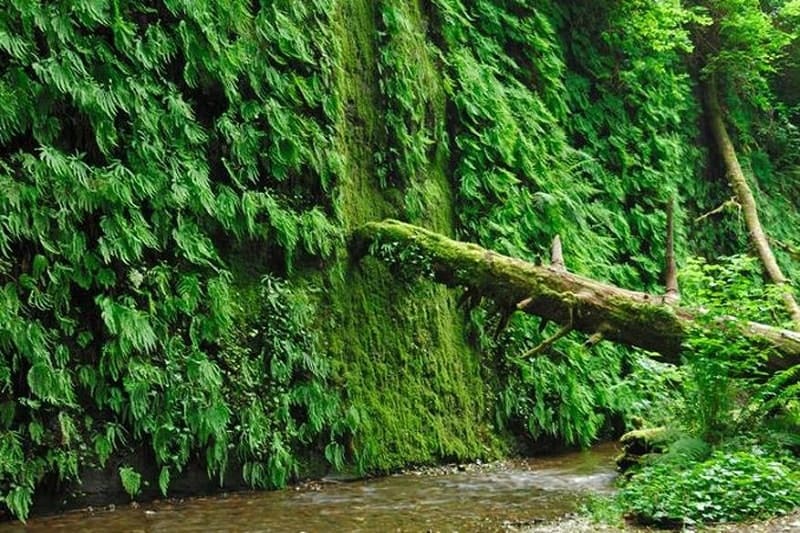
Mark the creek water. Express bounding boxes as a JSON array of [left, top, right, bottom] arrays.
[[1, 442, 619, 532]]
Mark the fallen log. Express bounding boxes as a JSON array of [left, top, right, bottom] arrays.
[[352, 219, 800, 372]]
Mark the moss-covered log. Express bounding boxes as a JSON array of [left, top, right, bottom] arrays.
[[353, 220, 800, 372]]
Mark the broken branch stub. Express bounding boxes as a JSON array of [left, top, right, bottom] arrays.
[[551, 235, 565, 272]]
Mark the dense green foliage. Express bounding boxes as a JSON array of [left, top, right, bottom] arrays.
[[220, 276, 350, 486], [1, 0, 799, 524], [600, 256, 800, 526], [0, 0, 344, 519], [618, 451, 800, 525], [427, 0, 704, 448]]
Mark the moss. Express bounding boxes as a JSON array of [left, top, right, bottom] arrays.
[[620, 427, 670, 448], [311, 0, 503, 472], [328, 0, 392, 228], [215, 0, 503, 477], [321, 262, 500, 470], [616, 427, 671, 472]]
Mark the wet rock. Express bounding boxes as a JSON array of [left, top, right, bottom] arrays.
[[616, 427, 669, 473]]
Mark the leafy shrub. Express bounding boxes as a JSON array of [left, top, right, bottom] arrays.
[[612, 255, 800, 526], [657, 437, 712, 465], [618, 451, 800, 526], [219, 276, 357, 488], [678, 255, 796, 442]]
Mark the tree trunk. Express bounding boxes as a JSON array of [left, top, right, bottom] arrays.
[[353, 219, 800, 372], [704, 79, 800, 328], [664, 196, 679, 304]]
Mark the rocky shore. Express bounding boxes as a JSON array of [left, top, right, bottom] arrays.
[[517, 511, 800, 532]]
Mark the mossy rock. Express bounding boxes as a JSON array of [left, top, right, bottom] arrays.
[[616, 427, 670, 472]]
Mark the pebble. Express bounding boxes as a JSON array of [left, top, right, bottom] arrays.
[[518, 511, 800, 532]]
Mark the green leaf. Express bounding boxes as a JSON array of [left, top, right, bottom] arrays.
[[119, 466, 142, 499], [158, 466, 170, 497], [4, 485, 32, 521]]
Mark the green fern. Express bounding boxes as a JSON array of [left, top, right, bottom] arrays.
[[118, 466, 142, 499], [0, 0, 342, 519]]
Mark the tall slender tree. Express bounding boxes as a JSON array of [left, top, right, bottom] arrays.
[[696, 0, 800, 326]]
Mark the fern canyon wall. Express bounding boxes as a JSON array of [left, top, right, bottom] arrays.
[[317, 0, 492, 470], [2, 0, 800, 517]]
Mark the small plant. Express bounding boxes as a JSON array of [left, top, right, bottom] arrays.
[[581, 494, 627, 528], [618, 451, 800, 526], [118, 466, 142, 499], [371, 241, 435, 281]]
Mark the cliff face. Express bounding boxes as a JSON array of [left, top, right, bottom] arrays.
[[0, 1, 504, 515], [315, 0, 496, 470], [222, 0, 705, 471]]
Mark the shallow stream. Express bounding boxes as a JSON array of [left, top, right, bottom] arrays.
[[1, 443, 619, 532]]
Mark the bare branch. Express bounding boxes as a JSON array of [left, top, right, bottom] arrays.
[[516, 297, 533, 310], [584, 331, 605, 348], [694, 196, 740, 223], [520, 308, 574, 359]]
